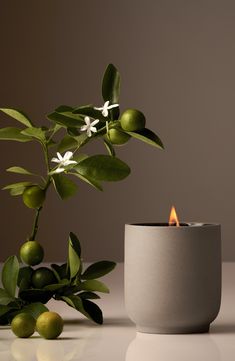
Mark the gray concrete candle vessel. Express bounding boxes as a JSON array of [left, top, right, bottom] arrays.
[[124, 223, 221, 334]]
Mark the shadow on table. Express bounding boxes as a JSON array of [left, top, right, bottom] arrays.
[[210, 323, 235, 334], [64, 317, 134, 328]]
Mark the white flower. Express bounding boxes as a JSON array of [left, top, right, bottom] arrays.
[[51, 151, 77, 174], [80, 116, 99, 137], [94, 100, 119, 117]]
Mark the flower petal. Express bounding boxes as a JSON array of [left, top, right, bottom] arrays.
[[57, 152, 63, 161], [102, 109, 109, 117], [104, 100, 109, 108], [108, 103, 119, 109], [80, 125, 87, 131], [67, 160, 78, 165], [94, 106, 103, 111], [55, 167, 65, 173], [91, 119, 99, 126], [85, 116, 90, 125], [51, 157, 60, 163], [64, 160, 77, 166], [64, 151, 73, 160], [90, 127, 97, 133]]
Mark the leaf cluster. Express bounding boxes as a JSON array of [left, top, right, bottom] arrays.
[[0, 64, 163, 201], [0, 232, 116, 325]]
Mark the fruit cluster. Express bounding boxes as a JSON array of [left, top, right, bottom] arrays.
[[107, 108, 146, 145], [11, 311, 63, 339], [0, 232, 116, 326]]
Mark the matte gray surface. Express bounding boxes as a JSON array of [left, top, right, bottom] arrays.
[[125, 224, 221, 333], [0, 1, 234, 261]]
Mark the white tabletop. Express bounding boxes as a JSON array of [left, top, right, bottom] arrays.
[[0, 263, 234, 361]]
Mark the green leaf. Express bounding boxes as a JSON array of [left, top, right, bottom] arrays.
[[19, 289, 52, 304], [47, 111, 84, 128], [69, 232, 81, 257], [62, 294, 84, 310], [0, 304, 20, 325], [79, 292, 100, 300], [61, 294, 103, 324], [0, 108, 33, 127], [21, 127, 46, 142], [102, 64, 120, 120], [2, 256, 19, 298], [55, 105, 74, 112], [103, 138, 116, 157], [0, 288, 15, 305], [44, 279, 70, 292], [67, 127, 80, 136], [51, 263, 68, 280], [82, 299, 103, 325], [3, 181, 35, 196], [10, 187, 26, 196], [73, 133, 90, 148], [52, 174, 77, 200], [61, 285, 81, 296], [6, 166, 36, 176], [3, 181, 35, 197], [3, 181, 33, 190], [127, 128, 164, 149], [81, 280, 109, 293], [17, 266, 33, 291], [0, 308, 21, 325], [72, 105, 108, 122], [82, 261, 116, 280], [57, 135, 78, 153], [71, 172, 103, 191], [47, 139, 57, 148], [0, 305, 14, 318], [22, 302, 49, 318], [76, 155, 130, 182], [0, 127, 31, 142], [68, 232, 81, 278], [102, 64, 120, 104], [73, 154, 89, 163]]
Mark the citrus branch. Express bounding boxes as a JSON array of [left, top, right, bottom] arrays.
[[29, 206, 42, 241]]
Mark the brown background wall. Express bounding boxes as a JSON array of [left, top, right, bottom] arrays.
[[0, 0, 234, 262]]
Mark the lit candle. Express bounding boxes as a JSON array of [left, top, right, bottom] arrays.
[[124, 206, 221, 334]]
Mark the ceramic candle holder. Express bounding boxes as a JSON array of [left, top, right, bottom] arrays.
[[124, 223, 221, 334]]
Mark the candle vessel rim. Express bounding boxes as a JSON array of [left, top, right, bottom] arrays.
[[126, 222, 220, 228]]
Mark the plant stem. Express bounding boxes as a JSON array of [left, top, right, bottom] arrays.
[[28, 142, 52, 242], [29, 206, 42, 241], [43, 143, 50, 174]]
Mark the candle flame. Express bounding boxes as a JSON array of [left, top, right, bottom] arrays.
[[169, 206, 180, 227]]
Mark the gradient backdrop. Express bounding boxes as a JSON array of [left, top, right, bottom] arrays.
[[0, 1, 234, 261]]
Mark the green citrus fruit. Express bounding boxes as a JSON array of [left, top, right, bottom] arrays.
[[11, 313, 36, 338], [107, 128, 130, 145], [31, 267, 56, 289], [36, 311, 64, 339], [17, 266, 34, 288], [120, 109, 146, 131], [23, 186, 45, 209], [20, 241, 44, 266]]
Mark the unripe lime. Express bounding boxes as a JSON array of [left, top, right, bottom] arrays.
[[32, 267, 56, 289], [20, 241, 44, 266], [23, 186, 45, 209], [107, 128, 130, 145], [17, 266, 33, 288], [120, 109, 146, 131], [11, 313, 36, 338], [36, 312, 64, 339]]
